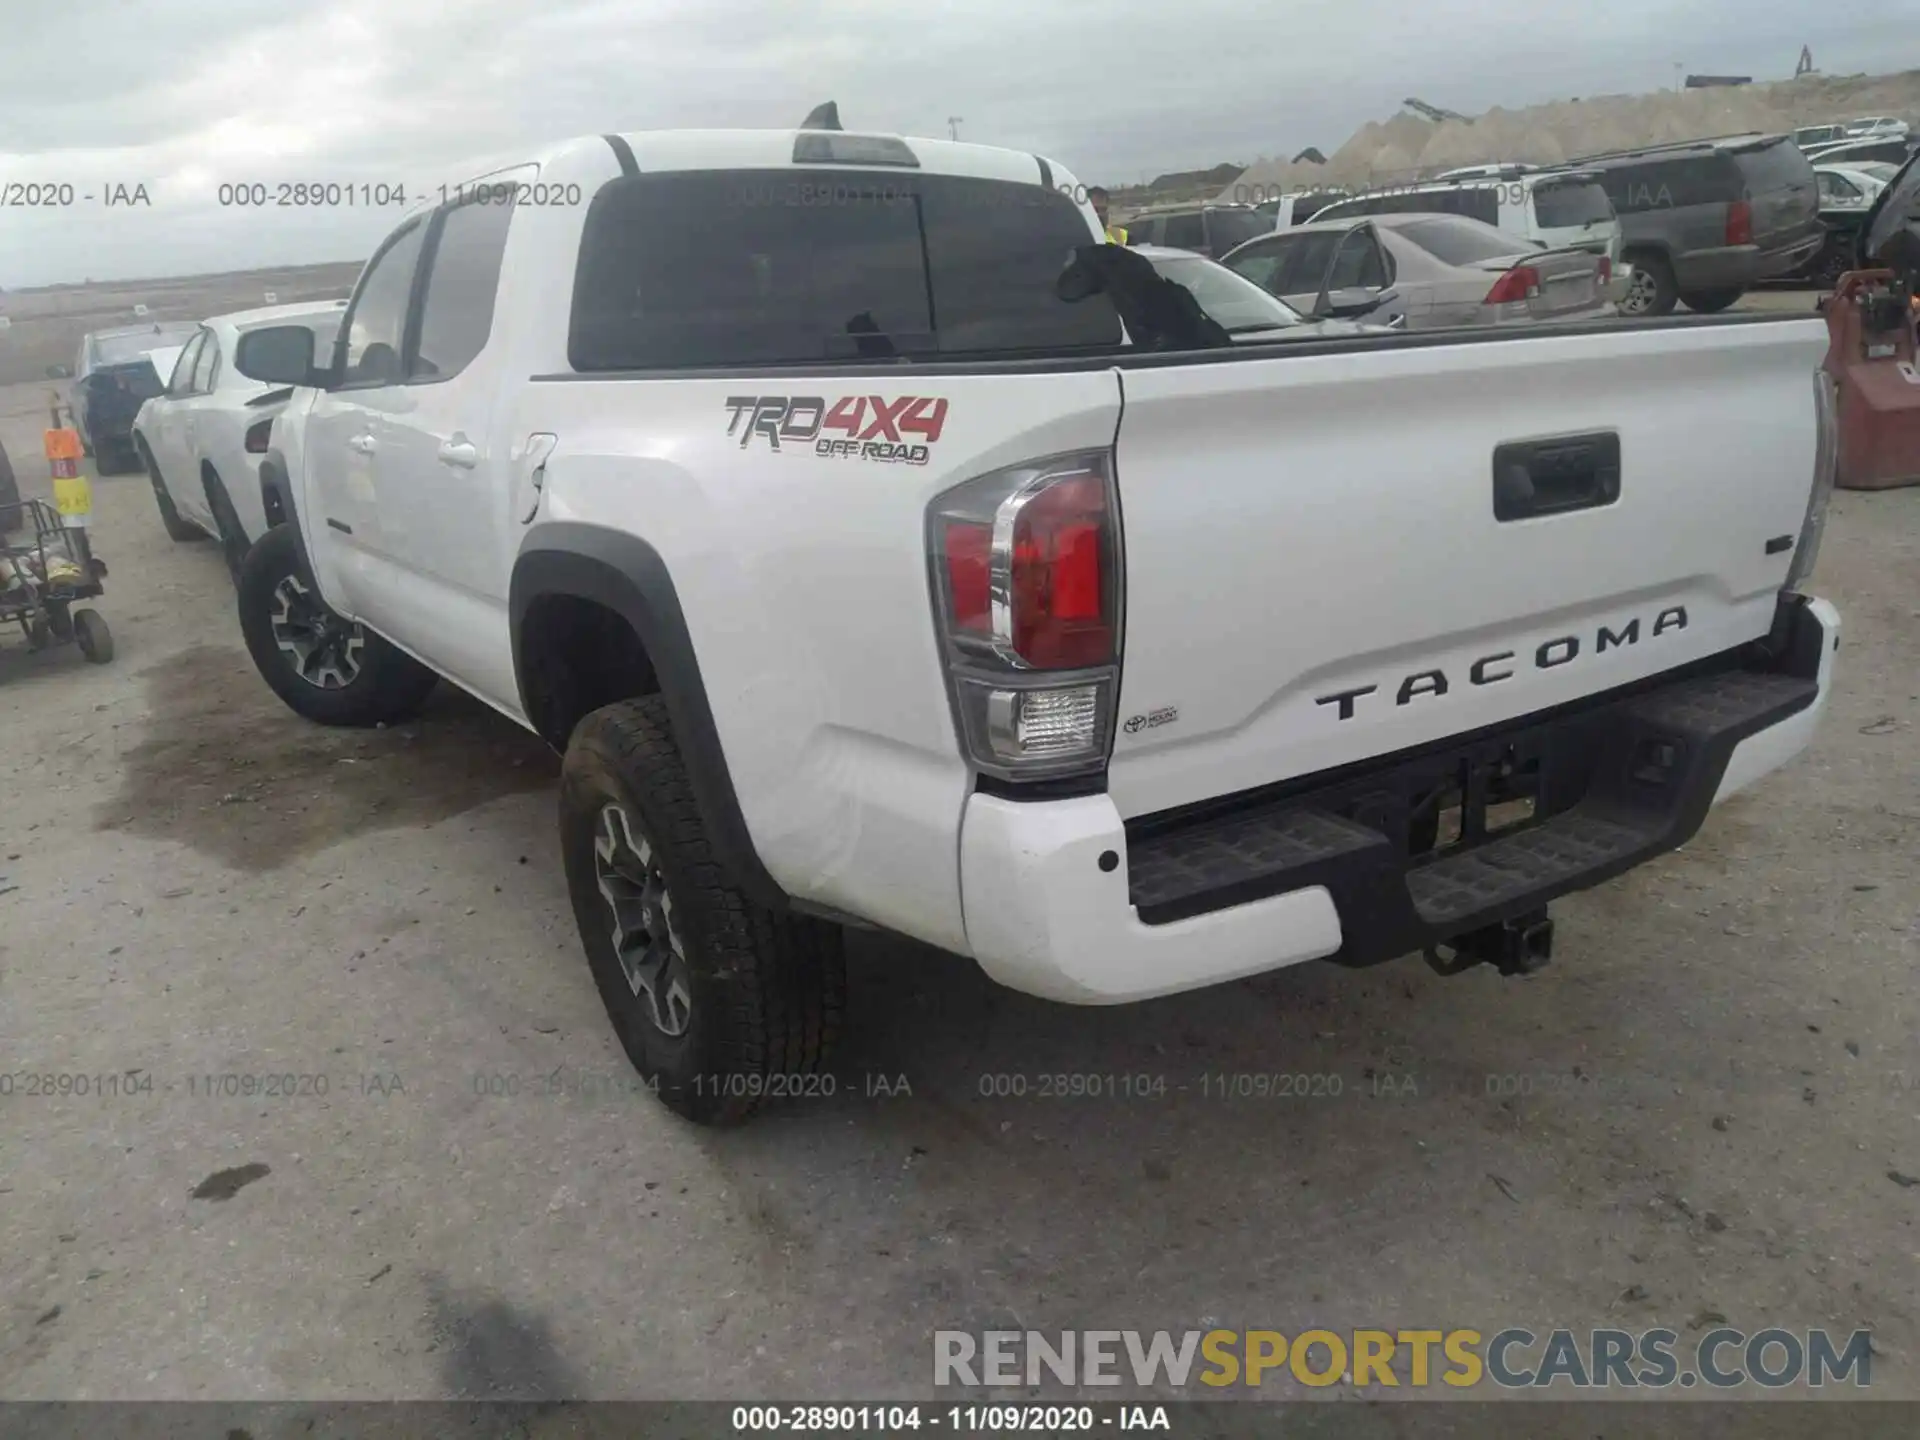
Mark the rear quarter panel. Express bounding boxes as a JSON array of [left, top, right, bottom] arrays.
[[520, 369, 1124, 952]]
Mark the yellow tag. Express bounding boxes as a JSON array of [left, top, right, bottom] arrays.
[[54, 474, 93, 518]]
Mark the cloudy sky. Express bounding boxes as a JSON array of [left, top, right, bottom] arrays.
[[1, 0, 1916, 288]]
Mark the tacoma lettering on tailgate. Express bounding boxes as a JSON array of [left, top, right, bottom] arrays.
[[1315, 607, 1690, 721], [723, 395, 949, 465]]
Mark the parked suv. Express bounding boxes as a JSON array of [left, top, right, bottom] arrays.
[[1122, 203, 1272, 258], [1567, 134, 1823, 316], [1251, 191, 1351, 229]]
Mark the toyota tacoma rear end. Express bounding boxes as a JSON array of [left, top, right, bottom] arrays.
[[226, 120, 1842, 1123]]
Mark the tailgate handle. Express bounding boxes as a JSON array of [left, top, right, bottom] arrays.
[[1492, 433, 1620, 522]]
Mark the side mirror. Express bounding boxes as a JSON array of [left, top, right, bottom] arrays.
[[1319, 286, 1391, 319], [234, 325, 321, 387], [46, 363, 73, 380]]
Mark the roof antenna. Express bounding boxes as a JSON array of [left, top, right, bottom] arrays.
[[800, 102, 843, 132]]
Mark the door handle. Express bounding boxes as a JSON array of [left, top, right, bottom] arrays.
[[348, 434, 377, 455], [1492, 433, 1621, 522], [438, 437, 479, 469]]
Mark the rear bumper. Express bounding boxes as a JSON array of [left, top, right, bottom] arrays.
[[1675, 229, 1825, 289], [957, 593, 1838, 1003]]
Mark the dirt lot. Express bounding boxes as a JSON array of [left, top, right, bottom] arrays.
[[0, 305, 1917, 1407]]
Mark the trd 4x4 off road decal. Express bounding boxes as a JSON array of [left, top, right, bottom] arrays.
[[724, 395, 949, 464]]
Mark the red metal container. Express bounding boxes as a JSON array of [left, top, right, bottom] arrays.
[[1822, 270, 1920, 491]]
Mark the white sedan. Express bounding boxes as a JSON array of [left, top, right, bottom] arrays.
[[132, 300, 346, 577]]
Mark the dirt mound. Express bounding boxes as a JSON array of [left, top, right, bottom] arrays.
[[1414, 119, 1482, 171]]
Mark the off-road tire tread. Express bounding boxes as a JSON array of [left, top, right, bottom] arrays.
[[568, 696, 844, 1126], [237, 525, 437, 727]]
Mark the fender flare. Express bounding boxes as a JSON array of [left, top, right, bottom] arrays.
[[1620, 239, 1678, 268], [510, 523, 786, 909], [258, 450, 301, 542]]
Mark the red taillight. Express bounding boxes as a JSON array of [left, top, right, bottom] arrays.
[[943, 519, 992, 635], [1484, 266, 1541, 305], [245, 419, 272, 454], [938, 471, 1114, 669], [929, 453, 1121, 781], [1598, 255, 1612, 284], [1010, 474, 1111, 668], [1726, 199, 1753, 246]]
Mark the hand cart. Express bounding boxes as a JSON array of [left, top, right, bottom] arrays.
[[0, 497, 113, 664]]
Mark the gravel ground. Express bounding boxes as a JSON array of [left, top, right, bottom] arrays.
[[0, 350, 1916, 1406]]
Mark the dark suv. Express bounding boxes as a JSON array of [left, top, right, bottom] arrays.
[[1565, 134, 1823, 315], [1122, 203, 1272, 258], [71, 322, 199, 473]]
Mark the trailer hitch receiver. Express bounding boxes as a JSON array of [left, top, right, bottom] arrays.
[[1425, 908, 1554, 977]]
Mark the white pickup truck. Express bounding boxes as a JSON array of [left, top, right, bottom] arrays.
[[229, 122, 1843, 1125]]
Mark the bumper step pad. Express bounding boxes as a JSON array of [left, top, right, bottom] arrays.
[[1408, 812, 1649, 926], [1125, 658, 1819, 963]]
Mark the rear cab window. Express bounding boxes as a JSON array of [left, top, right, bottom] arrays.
[[568, 169, 1121, 369]]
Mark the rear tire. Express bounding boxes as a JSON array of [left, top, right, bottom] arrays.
[[73, 609, 113, 664], [237, 524, 437, 726], [1810, 237, 1853, 289], [1679, 287, 1743, 314], [93, 438, 131, 477], [560, 696, 845, 1126], [1620, 252, 1678, 317], [136, 440, 203, 543]]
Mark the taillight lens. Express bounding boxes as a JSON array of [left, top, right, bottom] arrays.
[[1726, 199, 1753, 246], [1598, 255, 1612, 284], [929, 452, 1123, 781], [1484, 266, 1541, 305], [245, 418, 272, 454]]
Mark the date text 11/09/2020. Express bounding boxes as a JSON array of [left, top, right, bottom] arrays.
[[731, 1406, 1171, 1432], [214, 181, 585, 208]]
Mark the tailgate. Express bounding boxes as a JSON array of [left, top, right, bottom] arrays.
[[1105, 319, 1827, 820]]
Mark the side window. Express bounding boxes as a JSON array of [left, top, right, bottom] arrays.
[[1162, 212, 1206, 249], [1225, 238, 1293, 292], [168, 333, 205, 397], [1276, 230, 1340, 292], [339, 218, 428, 388], [1126, 216, 1158, 244], [412, 198, 515, 380], [1464, 189, 1500, 225], [1328, 233, 1388, 290], [192, 333, 220, 393]]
